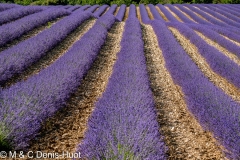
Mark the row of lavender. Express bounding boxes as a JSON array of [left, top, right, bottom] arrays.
[[0, 8, 91, 85], [0, 3, 123, 49], [139, 4, 240, 159], [0, 4, 116, 86], [0, 3, 19, 12], [0, 6, 43, 25], [0, 3, 168, 158], [0, 12, 116, 150], [0, 3, 240, 158], [0, 8, 70, 47], [77, 5, 167, 159], [163, 22, 240, 159], [1, 3, 240, 28]]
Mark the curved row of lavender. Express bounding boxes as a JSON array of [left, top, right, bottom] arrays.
[[201, 4, 240, 23], [166, 4, 240, 35], [154, 4, 240, 63], [93, 4, 109, 18], [0, 8, 92, 86], [172, 4, 240, 42], [128, 4, 137, 18], [226, 4, 240, 10], [66, 5, 81, 12], [85, 4, 98, 13], [183, 4, 240, 32], [167, 22, 240, 89], [137, 4, 240, 158], [217, 4, 240, 17], [79, 5, 90, 11], [0, 7, 70, 47], [166, 4, 195, 23], [139, 4, 150, 24], [174, 4, 211, 24], [157, 4, 178, 22], [148, 4, 164, 21], [192, 4, 240, 28], [173, 4, 240, 35], [77, 7, 167, 159], [115, 4, 126, 21], [187, 24, 240, 58], [0, 13, 116, 150], [106, 4, 117, 14], [150, 20, 240, 159], [0, 6, 43, 25], [64, 4, 72, 9], [162, 4, 240, 59], [0, 3, 18, 12]]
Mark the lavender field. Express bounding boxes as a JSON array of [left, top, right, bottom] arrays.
[[0, 3, 240, 159]]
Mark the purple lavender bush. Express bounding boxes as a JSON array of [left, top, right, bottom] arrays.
[[200, 4, 240, 24], [151, 20, 240, 159], [115, 4, 126, 21], [167, 22, 240, 89], [191, 22, 240, 42], [0, 8, 70, 47], [0, 6, 43, 25], [183, 4, 240, 32], [192, 4, 240, 29], [0, 9, 92, 86], [78, 5, 90, 11], [156, 4, 178, 22], [0, 14, 116, 150], [0, 3, 18, 12], [85, 5, 99, 13], [174, 4, 211, 25], [106, 4, 117, 15], [66, 5, 81, 12], [165, 4, 194, 23], [147, 4, 165, 22], [187, 23, 240, 58], [93, 5, 109, 18], [128, 4, 136, 18], [216, 4, 240, 17], [139, 4, 150, 24], [77, 17, 167, 160]]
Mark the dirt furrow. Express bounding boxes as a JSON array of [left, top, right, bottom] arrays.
[[155, 6, 168, 21], [169, 27, 240, 104], [29, 22, 124, 156], [195, 31, 240, 66], [165, 6, 183, 22], [2, 19, 96, 89], [136, 6, 142, 23], [142, 24, 226, 159], [114, 6, 120, 16], [146, 6, 154, 20], [220, 34, 240, 47], [183, 6, 210, 24], [100, 7, 109, 17], [174, 6, 198, 23], [123, 7, 129, 21], [193, 6, 225, 23], [92, 6, 99, 13], [0, 17, 63, 53]]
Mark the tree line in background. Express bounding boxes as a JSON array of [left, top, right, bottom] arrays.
[[1, 0, 240, 9]]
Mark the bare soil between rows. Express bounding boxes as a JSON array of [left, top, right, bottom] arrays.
[[142, 24, 226, 159], [1, 16, 234, 160], [1, 18, 95, 89], [0, 17, 64, 53], [27, 22, 124, 158]]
